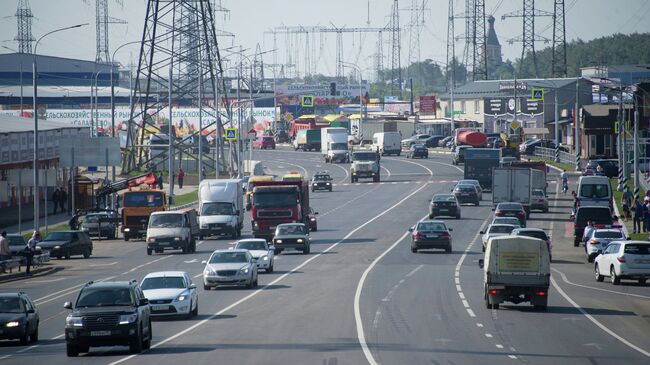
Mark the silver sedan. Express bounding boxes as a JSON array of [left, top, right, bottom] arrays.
[[202, 249, 258, 290]]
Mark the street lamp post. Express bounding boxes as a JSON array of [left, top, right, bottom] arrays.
[[32, 23, 88, 230]]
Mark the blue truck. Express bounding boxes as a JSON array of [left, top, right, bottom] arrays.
[[463, 148, 501, 191]]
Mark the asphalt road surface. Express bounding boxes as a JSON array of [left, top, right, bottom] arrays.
[[2, 147, 650, 365]]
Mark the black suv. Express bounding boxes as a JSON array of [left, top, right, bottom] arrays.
[[311, 172, 333, 192], [64, 280, 152, 356]]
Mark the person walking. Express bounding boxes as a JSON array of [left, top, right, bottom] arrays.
[[51, 188, 60, 214], [644, 197, 650, 233], [633, 197, 643, 234], [25, 231, 40, 276], [0, 231, 10, 273], [621, 187, 631, 221], [157, 173, 164, 190], [69, 210, 81, 230], [178, 168, 185, 189]]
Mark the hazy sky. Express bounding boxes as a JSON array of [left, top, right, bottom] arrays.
[[1, 0, 648, 79]]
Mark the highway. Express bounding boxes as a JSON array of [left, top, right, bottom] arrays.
[[2, 148, 650, 365]]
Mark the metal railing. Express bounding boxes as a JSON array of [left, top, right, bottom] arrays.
[[534, 146, 577, 166]]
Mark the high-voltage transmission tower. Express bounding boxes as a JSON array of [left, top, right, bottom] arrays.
[[122, 0, 230, 176], [446, 0, 456, 90], [406, 0, 428, 68], [14, 0, 34, 53], [84, 0, 127, 63], [552, 0, 567, 77], [471, 0, 487, 80], [389, 0, 401, 95], [502, 0, 551, 77]]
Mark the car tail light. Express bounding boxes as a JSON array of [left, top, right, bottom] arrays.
[[617, 256, 626, 263], [589, 240, 600, 245], [414, 232, 423, 239], [439, 232, 450, 237], [536, 291, 546, 296], [488, 289, 498, 295], [517, 211, 526, 217], [495, 211, 503, 217]]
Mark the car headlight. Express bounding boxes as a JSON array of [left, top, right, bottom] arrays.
[[54, 245, 61, 250], [310, 217, 316, 222], [119, 313, 138, 325], [148, 237, 156, 243], [261, 255, 269, 261], [124, 228, 131, 232], [313, 183, 318, 186], [240, 267, 250, 274], [204, 266, 215, 275], [297, 239, 304, 243], [35, 245, 42, 251], [5, 321, 20, 328], [326, 182, 331, 185], [66, 316, 83, 327], [275, 239, 282, 244], [175, 293, 188, 302]]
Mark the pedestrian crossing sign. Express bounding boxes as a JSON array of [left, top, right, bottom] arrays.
[[225, 128, 237, 141], [531, 88, 544, 101], [301, 95, 314, 107]]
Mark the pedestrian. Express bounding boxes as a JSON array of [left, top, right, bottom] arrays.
[[621, 188, 631, 221], [51, 188, 60, 214], [69, 209, 81, 230], [178, 168, 185, 189], [0, 231, 10, 273], [157, 173, 163, 190], [633, 197, 643, 234], [25, 231, 40, 276], [644, 197, 650, 233], [582, 220, 595, 246], [59, 187, 67, 213]]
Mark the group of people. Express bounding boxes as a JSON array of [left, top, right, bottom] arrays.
[[0, 230, 38, 276], [631, 196, 650, 234], [50, 188, 68, 214]]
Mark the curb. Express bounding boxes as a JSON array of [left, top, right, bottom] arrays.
[[0, 265, 63, 284], [170, 201, 199, 211]]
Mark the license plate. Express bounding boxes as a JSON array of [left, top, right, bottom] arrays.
[[158, 242, 169, 246], [152, 305, 169, 311], [427, 234, 439, 238], [461, 193, 469, 196], [270, 226, 276, 230], [212, 227, 221, 230], [505, 213, 515, 216], [439, 209, 448, 212], [90, 330, 111, 336]]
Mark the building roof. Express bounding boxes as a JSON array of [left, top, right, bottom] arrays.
[[0, 113, 84, 133], [439, 78, 588, 100], [0, 85, 132, 98], [0, 53, 114, 74]]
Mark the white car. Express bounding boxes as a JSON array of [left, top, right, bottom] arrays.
[[584, 227, 626, 263], [491, 217, 522, 228], [595, 241, 650, 285], [233, 238, 275, 273], [202, 249, 258, 290], [141, 271, 198, 318], [480, 224, 517, 252]]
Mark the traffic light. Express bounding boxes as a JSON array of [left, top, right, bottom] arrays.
[[330, 82, 337, 96]]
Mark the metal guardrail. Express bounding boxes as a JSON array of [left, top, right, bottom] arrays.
[[534, 146, 576, 166]]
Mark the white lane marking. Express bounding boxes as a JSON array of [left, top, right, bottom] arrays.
[[193, 273, 203, 279], [477, 323, 484, 327], [372, 310, 382, 329], [380, 165, 392, 180], [325, 160, 351, 183], [385, 157, 434, 178], [454, 277, 460, 284], [466, 308, 476, 317], [109, 177, 432, 365], [496, 344, 504, 349], [28, 277, 67, 283], [34, 275, 116, 305], [508, 355, 517, 359], [456, 284, 462, 292], [485, 333, 493, 338], [16, 345, 38, 353], [121, 255, 173, 275], [269, 159, 308, 177], [51, 334, 65, 340], [318, 183, 382, 218], [183, 259, 198, 264], [405, 265, 424, 278], [0, 355, 11, 360], [94, 261, 119, 266], [462, 300, 470, 308], [551, 276, 650, 358], [459, 292, 465, 299], [552, 267, 650, 300]]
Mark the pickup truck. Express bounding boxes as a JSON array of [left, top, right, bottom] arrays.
[[479, 235, 550, 310]]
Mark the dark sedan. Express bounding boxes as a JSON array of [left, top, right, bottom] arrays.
[[422, 135, 444, 148], [429, 194, 461, 219], [585, 159, 618, 178], [0, 293, 39, 345], [406, 144, 428, 159], [36, 231, 93, 259], [494, 202, 527, 227], [410, 220, 452, 253], [453, 184, 480, 206]]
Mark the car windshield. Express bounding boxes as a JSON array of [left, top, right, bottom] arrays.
[[580, 184, 609, 198], [314, 175, 331, 181], [433, 195, 456, 202], [417, 222, 447, 231], [236, 241, 268, 251], [459, 180, 478, 186], [254, 191, 298, 208], [276, 225, 307, 235], [576, 208, 612, 225], [0, 297, 25, 313], [7, 236, 25, 246], [83, 215, 107, 223], [123, 191, 164, 207], [624, 244, 650, 255], [43, 232, 74, 241], [141, 276, 186, 290], [532, 190, 544, 197], [594, 231, 624, 239], [456, 184, 475, 191], [149, 214, 183, 228], [209, 252, 249, 264], [201, 202, 234, 216], [262, 137, 273, 142], [493, 218, 521, 226], [413, 145, 426, 150], [499, 203, 523, 210], [489, 225, 514, 234], [76, 288, 134, 307], [331, 143, 347, 150], [353, 152, 377, 161], [517, 231, 548, 240]]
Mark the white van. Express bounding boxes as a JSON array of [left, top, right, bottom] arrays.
[[372, 132, 401, 156], [577, 175, 612, 209]]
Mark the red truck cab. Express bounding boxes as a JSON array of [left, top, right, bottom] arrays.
[[250, 180, 312, 241]]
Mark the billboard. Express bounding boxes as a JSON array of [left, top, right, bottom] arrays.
[[419, 95, 437, 114], [275, 83, 370, 106]]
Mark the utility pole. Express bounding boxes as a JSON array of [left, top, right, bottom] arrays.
[[552, 0, 567, 77], [409, 78, 414, 115], [198, 53, 203, 183], [575, 78, 581, 171], [447, 0, 456, 135], [634, 99, 639, 202], [168, 65, 174, 204], [554, 89, 560, 162]]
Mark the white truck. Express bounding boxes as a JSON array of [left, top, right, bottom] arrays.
[[492, 167, 533, 216], [198, 179, 244, 239], [479, 235, 551, 310], [321, 127, 350, 163], [148, 133, 170, 169], [146, 209, 199, 255], [350, 119, 414, 145], [372, 132, 401, 156]]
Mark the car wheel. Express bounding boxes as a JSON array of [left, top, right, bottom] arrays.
[[65, 248, 71, 260], [129, 331, 143, 353], [428, 214, 433, 219], [192, 301, 198, 316], [31, 325, 38, 342], [492, 303, 500, 310], [482, 245, 486, 253], [83, 248, 91, 259], [587, 254, 594, 263], [247, 278, 254, 289], [66, 344, 79, 357], [303, 245, 310, 254], [124, 234, 130, 242], [639, 279, 647, 285], [610, 266, 620, 285], [411, 247, 417, 253], [456, 214, 461, 219], [203, 284, 210, 290], [595, 264, 604, 282], [274, 249, 281, 255], [19, 330, 29, 345], [446, 246, 452, 253]]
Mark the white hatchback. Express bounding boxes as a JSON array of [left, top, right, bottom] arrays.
[[233, 238, 275, 273], [141, 271, 198, 318], [594, 241, 650, 285]]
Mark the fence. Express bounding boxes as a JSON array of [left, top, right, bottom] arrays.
[[534, 146, 577, 166]]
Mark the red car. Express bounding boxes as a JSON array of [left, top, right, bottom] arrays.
[[253, 136, 276, 149]]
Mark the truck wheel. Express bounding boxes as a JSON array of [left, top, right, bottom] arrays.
[[411, 247, 417, 253], [124, 234, 130, 242], [446, 246, 452, 253], [492, 303, 500, 309], [574, 240, 579, 247]]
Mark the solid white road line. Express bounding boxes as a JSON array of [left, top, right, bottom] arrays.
[[108, 178, 432, 365], [551, 267, 650, 299]]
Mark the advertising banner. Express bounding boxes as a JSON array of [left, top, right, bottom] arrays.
[[275, 84, 370, 106], [419, 95, 436, 114]]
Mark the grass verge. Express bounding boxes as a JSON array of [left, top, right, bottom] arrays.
[[526, 156, 575, 172], [22, 222, 70, 240], [172, 189, 198, 207]]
